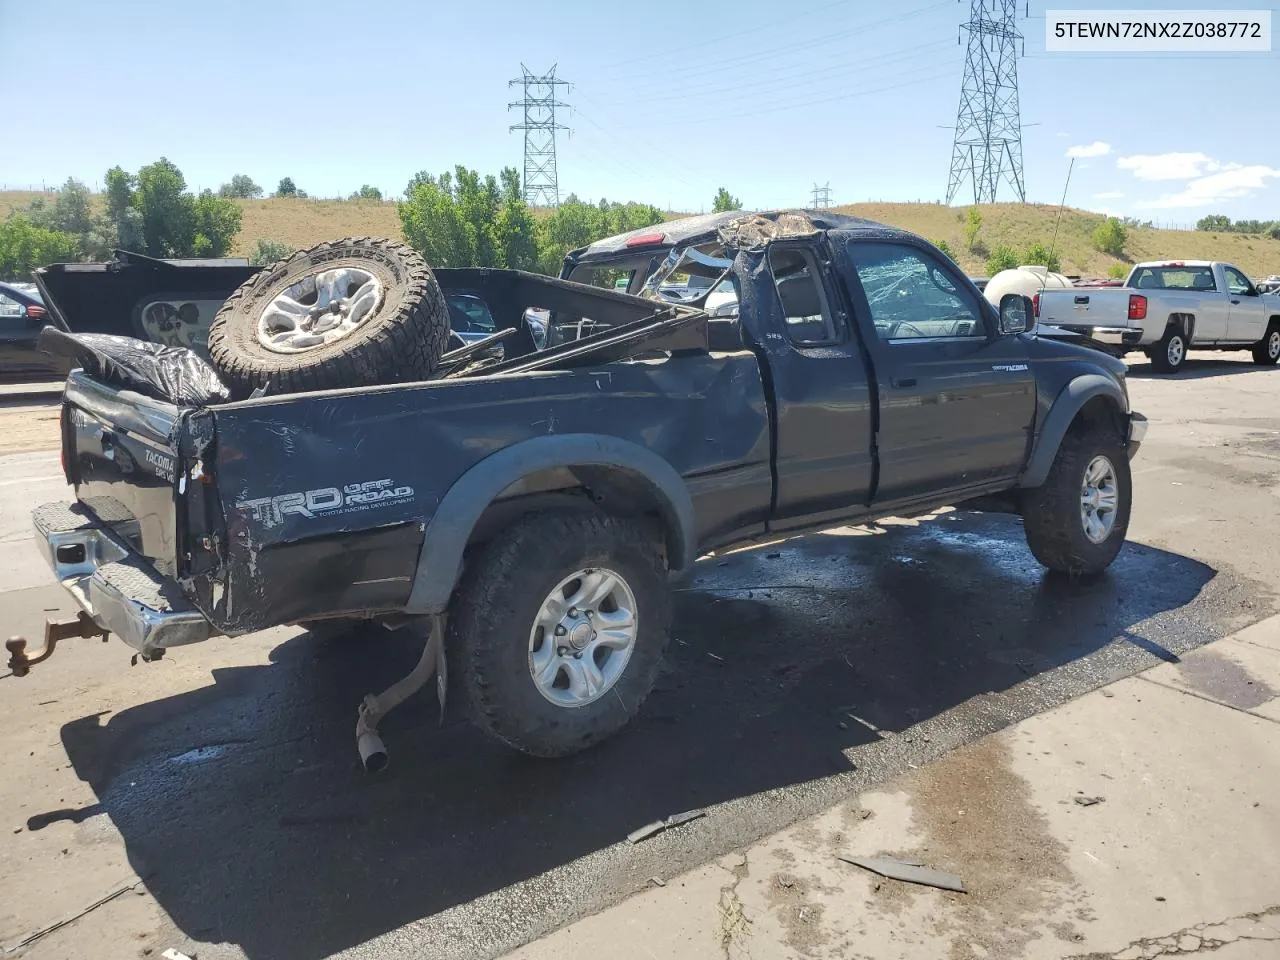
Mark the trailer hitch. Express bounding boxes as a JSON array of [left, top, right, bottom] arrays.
[[6, 613, 109, 677]]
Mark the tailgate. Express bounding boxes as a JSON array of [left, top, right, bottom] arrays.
[[1039, 288, 1131, 325], [63, 371, 187, 578]]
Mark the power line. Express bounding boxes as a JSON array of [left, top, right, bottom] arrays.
[[508, 64, 571, 207], [591, 0, 954, 91], [811, 183, 833, 208], [604, 39, 954, 108], [946, 0, 1027, 205]]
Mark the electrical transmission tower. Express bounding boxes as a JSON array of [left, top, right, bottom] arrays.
[[508, 64, 571, 207], [810, 182, 833, 208], [945, 0, 1026, 205]]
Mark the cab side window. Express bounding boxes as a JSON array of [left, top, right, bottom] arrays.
[[767, 246, 839, 346], [1225, 267, 1255, 297], [845, 242, 986, 341]]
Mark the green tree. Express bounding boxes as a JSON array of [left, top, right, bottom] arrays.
[[712, 188, 741, 213], [190, 189, 243, 257], [964, 206, 983, 252], [275, 177, 298, 198], [1091, 217, 1128, 257], [494, 167, 538, 271], [218, 174, 263, 199], [932, 238, 956, 260], [0, 215, 80, 281], [985, 244, 1018, 274], [135, 158, 194, 257], [96, 159, 241, 259], [1195, 214, 1232, 232], [249, 239, 294, 266], [399, 169, 481, 268], [351, 185, 383, 201], [101, 165, 144, 254], [1021, 241, 1061, 273], [28, 178, 95, 238], [1107, 262, 1129, 280]]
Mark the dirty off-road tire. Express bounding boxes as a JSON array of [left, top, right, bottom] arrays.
[[208, 238, 449, 396], [1252, 323, 1280, 366], [1147, 324, 1187, 374], [451, 508, 672, 758], [1021, 422, 1132, 576]]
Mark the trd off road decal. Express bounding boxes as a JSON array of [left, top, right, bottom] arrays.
[[237, 478, 414, 527]]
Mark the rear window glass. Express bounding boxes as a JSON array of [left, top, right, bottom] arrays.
[[569, 265, 637, 293], [1130, 266, 1216, 291]]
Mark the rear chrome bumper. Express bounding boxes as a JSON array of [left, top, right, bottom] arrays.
[[1056, 325, 1145, 348], [1129, 412, 1149, 458], [33, 502, 211, 657]]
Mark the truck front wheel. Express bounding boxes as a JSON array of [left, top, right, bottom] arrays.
[[1252, 325, 1280, 366], [1021, 423, 1132, 576], [451, 508, 671, 758]]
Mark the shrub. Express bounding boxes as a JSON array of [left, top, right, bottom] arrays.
[[1091, 217, 1127, 257], [1021, 241, 1061, 273], [985, 244, 1018, 274], [1107, 262, 1128, 280]]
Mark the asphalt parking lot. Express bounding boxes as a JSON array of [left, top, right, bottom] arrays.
[[2, 351, 1279, 960]]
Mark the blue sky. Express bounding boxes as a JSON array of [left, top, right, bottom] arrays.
[[2, 0, 1277, 223]]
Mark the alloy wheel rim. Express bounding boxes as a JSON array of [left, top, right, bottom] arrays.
[[528, 567, 638, 708], [1080, 455, 1120, 544], [257, 266, 383, 353]]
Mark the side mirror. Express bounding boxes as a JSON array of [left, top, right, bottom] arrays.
[[998, 294, 1035, 335]]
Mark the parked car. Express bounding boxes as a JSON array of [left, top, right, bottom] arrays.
[[1036, 260, 1280, 373], [18, 211, 1146, 768], [0, 281, 71, 383]]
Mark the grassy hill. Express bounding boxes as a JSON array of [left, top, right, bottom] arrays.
[[5, 191, 1280, 279]]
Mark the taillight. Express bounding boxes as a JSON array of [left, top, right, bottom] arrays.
[[1128, 294, 1147, 321], [1031, 293, 1040, 317], [25, 304, 46, 320], [625, 232, 667, 248]]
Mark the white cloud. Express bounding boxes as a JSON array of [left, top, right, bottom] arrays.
[[1093, 191, 1124, 200], [1137, 165, 1280, 210], [1116, 152, 1222, 181], [1067, 141, 1111, 159], [1055, 131, 1071, 139]]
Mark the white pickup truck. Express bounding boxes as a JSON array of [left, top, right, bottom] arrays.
[[1037, 260, 1280, 373]]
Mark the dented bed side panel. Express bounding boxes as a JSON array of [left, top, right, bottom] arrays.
[[204, 353, 771, 633]]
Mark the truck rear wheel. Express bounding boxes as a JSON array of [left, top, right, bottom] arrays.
[[1252, 325, 1280, 366], [208, 237, 449, 396], [1147, 325, 1187, 374], [450, 508, 671, 758], [1021, 422, 1131, 576]]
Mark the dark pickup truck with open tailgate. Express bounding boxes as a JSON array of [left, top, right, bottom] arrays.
[[12, 210, 1147, 769]]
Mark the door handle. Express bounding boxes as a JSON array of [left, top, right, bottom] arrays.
[[892, 377, 917, 388], [1231, 299, 1240, 305]]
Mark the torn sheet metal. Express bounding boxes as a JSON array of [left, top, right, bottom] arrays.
[[626, 808, 706, 844], [718, 212, 821, 253], [836, 855, 967, 893]]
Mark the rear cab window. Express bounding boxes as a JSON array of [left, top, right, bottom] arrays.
[[1130, 265, 1217, 291], [767, 246, 839, 345]]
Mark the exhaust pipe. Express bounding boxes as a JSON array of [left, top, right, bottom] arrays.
[[351, 615, 445, 774]]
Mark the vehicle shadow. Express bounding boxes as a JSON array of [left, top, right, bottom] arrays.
[[1126, 353, 1266, 379], [56, 511, 1233, 960]]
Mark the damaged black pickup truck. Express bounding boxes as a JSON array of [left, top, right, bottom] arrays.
[[15, 210, 1147, 769]]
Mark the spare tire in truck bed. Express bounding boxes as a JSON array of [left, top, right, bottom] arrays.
[[207, 237, 448, 396]]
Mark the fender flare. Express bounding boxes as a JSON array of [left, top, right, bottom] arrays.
[[1018, 375, 1129, 489], [404, 434, 695, 614]]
